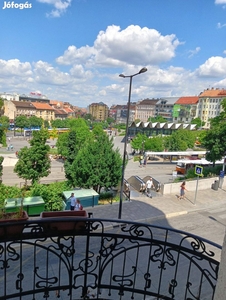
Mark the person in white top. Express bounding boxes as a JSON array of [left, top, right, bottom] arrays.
[[68, 193, 76, 210], [146, 177, 154, 198]]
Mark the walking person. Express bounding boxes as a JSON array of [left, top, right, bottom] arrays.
[[68, 192, 76, 210], [143, 156, 147, 167], [146, 177, 154, 198], [139, 155, 143, 167], [179, 181, 187, 200]]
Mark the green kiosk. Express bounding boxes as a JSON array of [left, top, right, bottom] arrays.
[[63, 189, 99, 210], [5, 196, 45, 216]]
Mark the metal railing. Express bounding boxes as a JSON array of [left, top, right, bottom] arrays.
[[0, 218, 221, 300]]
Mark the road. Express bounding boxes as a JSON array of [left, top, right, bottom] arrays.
[[1, 135, 176, 186]]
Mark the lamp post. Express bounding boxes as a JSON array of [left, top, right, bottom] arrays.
[[118, 67, 147, 219]]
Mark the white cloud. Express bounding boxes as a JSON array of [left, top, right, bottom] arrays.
[[217, 22, 226, 28], [94, 25, 181, 66], [197, 56, 226, 77], [56, 25, 181, 67], [36, 0, 72, 17], [0, 59, 32, 77], [33, 61, 71, 85], [56, 45, 96, 65], [215, 0, 226, 4], [188, 47, 201, 58]]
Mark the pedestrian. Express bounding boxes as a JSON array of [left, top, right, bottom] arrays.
[[68, 192, 76, 210], [139, 155, 143, 167], [74, 199, 83, 211], [179, 181, 187, 200], [146, 177, 154, 198], [8, 137, 11, 143], [143, 156, 147, 167]]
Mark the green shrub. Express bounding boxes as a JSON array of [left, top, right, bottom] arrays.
[[99, 191, 113, 200], [29, 181, 71, 211]]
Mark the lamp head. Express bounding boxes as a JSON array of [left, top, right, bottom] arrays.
[[119, 74, 125, 78], [139, 67, 148, 74]]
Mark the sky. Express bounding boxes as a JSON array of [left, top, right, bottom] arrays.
[[1, 0, 226, 108]]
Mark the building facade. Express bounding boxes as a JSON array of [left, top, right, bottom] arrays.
[[4, 100, 36, 122], [155, 97, 179, 122], [173, 96, 199, 123], [197, 88, 226, 129], [88, 102, 109, 121], [135, 98, 158, 122]]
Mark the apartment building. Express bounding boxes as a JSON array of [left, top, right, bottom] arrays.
[[0, 92, 19, 101], [4, 100, 36, 121], [173, 96, 199, 123], [197, 88, 226, 128], [135, 98, 158, 122], [155, 97, 179, 122], [32, 102, 55, 121], [88, 102, 109, 121]]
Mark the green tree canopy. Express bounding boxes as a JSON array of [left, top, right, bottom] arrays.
[[51, 119, 69, 128], [202, 98, 226, 164], [163, 130, 197, 151], [68, 133, 122, 192], [191, 117, 205, 128], [148, 116, 167, 123], [28, 116, 43, 128], [130, 134, 148, 152], [14, 128, 51, 185], [145, 136, 164, 152]]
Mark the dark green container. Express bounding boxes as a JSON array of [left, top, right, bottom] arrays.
[[5, 196, 45, 216]]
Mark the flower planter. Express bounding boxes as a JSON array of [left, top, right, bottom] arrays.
[[40, 210, 88, 233], [0, 211, 29, 239]]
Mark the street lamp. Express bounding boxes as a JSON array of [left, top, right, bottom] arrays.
[[118, 67, 147, 219]]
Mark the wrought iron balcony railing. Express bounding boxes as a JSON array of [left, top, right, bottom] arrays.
[[0, 217, 221, 300]]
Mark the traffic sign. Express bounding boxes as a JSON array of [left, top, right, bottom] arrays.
[[220, 170, 225, 178], [195, 165, 203, 176]]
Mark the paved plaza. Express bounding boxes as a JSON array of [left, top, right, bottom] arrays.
[[1, 134, 226, 231]]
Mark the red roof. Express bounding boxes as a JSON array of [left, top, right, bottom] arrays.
[[32, 102, 54, 110], [199, 89, 226, 97], [175, 97, 199, 105]]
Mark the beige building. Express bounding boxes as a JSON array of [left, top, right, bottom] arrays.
[[198, 88, 226, 129], [135, 98, 158, 122], [4, 100, 36, 121], [32, 102, 55, 121], [88, 102, 109, 121]]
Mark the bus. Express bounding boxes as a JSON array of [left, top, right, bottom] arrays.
[[176, 158, 224, 175]]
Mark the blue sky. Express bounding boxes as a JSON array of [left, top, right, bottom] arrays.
[[1, 0, 226, 107]]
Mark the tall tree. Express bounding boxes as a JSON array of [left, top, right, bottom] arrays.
[[131, 134, 148, 152], [202, 98, 226, 164], [15, 115, 29, 135], [164, 130, 196, 151], [28, 116, 43, 128], [63, 119, 92, 181], [14, 129, 51, 185], [68, 133, 122, 192]]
